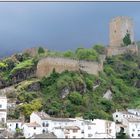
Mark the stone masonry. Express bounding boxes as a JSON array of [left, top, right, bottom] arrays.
[[109, 16, 134, 47], [36, 56, 105, 78]]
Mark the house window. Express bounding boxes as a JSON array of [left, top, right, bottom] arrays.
[[46, 123, 49, 127], [10, 124, 12, 126], [1, 118, 4, 122], [132, 134, 134, 137], [34, 127, 36, 130], [135, 124, 138, 128], [42, 129, 45, 133], [88, 126, 91, 130], [88, 134, 93, 137], [42, 122, 45, 127], [0, 104, 2, 108], [132, 129, 135, 131], [138, 134, 140, 137], [73, 129, 78, 133], [73, 136, 76, 139], [116, 115, 118, 117], [16, 123, 19, 129], [65, 136, 68, 139]]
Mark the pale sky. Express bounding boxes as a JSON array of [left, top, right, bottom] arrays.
[[0, 2, 140, 57]]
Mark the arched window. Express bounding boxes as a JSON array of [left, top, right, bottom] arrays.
[[42, 122, 45, 127], [42, 129, 45, 133], [46, 123, 49, 127]]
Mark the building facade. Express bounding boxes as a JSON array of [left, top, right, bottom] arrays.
[[0, 95, 7, 123]]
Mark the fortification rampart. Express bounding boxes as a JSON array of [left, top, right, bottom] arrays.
[[106, 44, 138, 56], [36, 56, 104, 78]]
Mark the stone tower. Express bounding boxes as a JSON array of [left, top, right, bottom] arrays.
[[109, 16, 134, 47]]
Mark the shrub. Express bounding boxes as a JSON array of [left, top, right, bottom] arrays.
[[68, 91, 83, 105], [38, 47, 45, 54]]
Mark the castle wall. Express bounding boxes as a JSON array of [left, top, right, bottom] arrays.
[[106, 44, 138, 57], [36, 57, 104, 78], [36, 57, 79, 78]]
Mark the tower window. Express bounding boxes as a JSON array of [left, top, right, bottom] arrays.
[[114, 30, 116, 33]]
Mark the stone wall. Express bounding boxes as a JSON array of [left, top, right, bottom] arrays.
[[36, 57, 104, 78], [106, 44, 138, 57]]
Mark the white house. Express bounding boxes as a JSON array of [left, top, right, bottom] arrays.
[[64, 126, 82, 139], [29, 111, 117, 139], [22, 122, 42, 138], [53, 126, 82, 139], [83, 120, 96, 138], [112, 110, 137, 124], [7, 120, 22, 133], [123, 118, 140, 138], [30, 111, 76, 133], [83, 119, 116, 138], [94, 119, 116, 138], [0, 95, 7, 123], [113, 109, 140, 138]]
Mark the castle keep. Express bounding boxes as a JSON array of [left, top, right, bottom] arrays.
[[109, 16, 134, 47], [107, 16, 138, 56]]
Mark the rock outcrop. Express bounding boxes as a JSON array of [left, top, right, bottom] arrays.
[[9, 67, 36, 84]]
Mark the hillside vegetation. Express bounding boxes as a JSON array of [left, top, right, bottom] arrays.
[[0, 45, 140, 121]]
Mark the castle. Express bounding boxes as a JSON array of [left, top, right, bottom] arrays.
[[107, 16, 138, 56], [109, 16, 134, 47], [36, 16, 138, 78]]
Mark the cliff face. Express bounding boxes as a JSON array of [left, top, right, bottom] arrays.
[[36, 57, 104, 78], [9, 66, 36, 84]]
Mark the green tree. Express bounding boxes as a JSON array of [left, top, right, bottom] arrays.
[[93, 44, 106, 54], [19, 98, 42, 120], [123, 33, 131, 46], [76, 48, 99, 61], [68, 91, 83, 105], [63, 50, 74, 58], [38, 47, 45, 54]]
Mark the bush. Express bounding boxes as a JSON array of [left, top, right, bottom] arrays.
[[10, 59, 35, 75], [123, 33, 131, 46], [38, 47, 45, 54], [76, 48, 99, 61], [93, 44, 106, 54], [68, 91, 83, 105]]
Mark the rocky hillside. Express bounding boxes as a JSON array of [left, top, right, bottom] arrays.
[[0, 46, 140, 122]]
